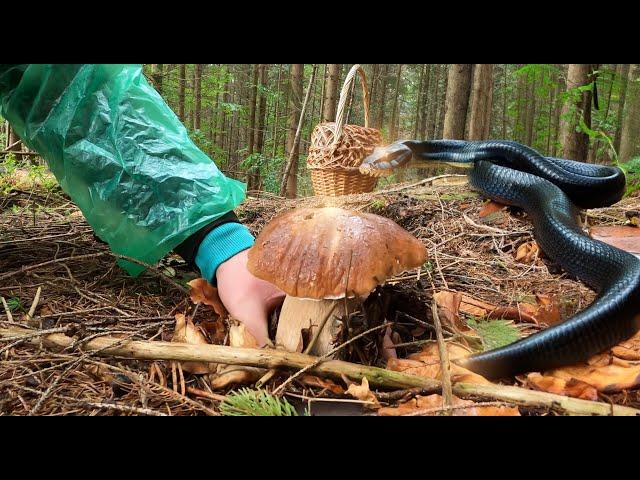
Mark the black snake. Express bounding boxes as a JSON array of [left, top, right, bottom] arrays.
[[361, 139, 640, 379]]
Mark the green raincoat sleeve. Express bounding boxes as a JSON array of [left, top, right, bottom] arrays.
[[0, 64, 247, 275]]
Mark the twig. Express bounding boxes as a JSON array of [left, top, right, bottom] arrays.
[[1, 297, 14, 323], [26, 286, 42, 321], [463, 213, 511, 235], [112, 254, 189, 295], [3, 325, 639, 416], [399, 401, 513, 416], [0, 252, 109, 281], [73, 401, 168, 416], [431, 299, 453, 414]]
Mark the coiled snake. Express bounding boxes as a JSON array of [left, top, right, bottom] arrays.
[[361, 139, 640, 379]]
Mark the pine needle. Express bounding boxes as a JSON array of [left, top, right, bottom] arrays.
[[220, 388, 303, 416]]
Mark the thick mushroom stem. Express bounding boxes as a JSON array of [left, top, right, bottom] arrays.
[[276, 295, 359, 357]]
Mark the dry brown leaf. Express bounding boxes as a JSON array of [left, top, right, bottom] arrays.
[[229, 323, 259, 349], [526, 372, 599, 401], [171, 313, 217, 374], [345, 377, 380, 408], [433, 291, 470, 332], [611, 331, 640, 361], [387, 343, 492, 386], [209, 366, 264, 390], [479, 200, 507, 218], [300, 375, 345, 395], [515, 241, 540, 264], [200, 318, 227, 344], [379, 394, 520, 416], [546, 359, 640, 393], [590, 226, 640, 256], [187, 278, 228, 317], [517, 294, 561, 326]]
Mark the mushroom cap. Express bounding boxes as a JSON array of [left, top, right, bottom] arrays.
[[247, 207, 428, 299]]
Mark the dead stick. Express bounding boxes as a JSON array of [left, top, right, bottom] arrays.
[[431, 299, 453, 414], [2, 325, 638, 416]]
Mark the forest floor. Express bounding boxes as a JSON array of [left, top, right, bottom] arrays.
[[2, 171, 640, 416]]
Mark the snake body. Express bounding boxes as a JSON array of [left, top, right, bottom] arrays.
[[362, 140, 640, 379]]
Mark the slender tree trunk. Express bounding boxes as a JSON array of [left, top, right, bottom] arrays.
[[284, 64, 304, 198], [322, 64, 341, 122], [620, 64, 640, 162], [413, 65, 425, 138], [419, 64, 432, 139], [525, 70, 538, 146], [429, 64, 442, 138], [151, 64, 164, 94], [560, 64, 594, 161], [615, 64, 631, 154], [194, 64, 203, 130], [178, 64, 186, 122], [252, 64, 269, 188], [376, 64, 391, 130], [468, 64, 494, 140], [552, 65, 566, 157], [271, 64, 284, 159], [443, 64, 473, 139], [436, 64, 450, 138], [502, 64, 509, 139], [389, 64, 404, 140]]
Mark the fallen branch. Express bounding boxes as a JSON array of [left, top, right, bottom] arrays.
[[2, 325, 639, 416]]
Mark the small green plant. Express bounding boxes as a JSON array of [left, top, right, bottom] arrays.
[[5, 297, 22, 312], [370, 198, 386, 211], [467, 318, 521, 352], [220, 388, 303, 416]]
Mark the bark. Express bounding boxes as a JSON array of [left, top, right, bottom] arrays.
[[321, 64, 341, 122], [178, 64, 186, 122], [284, 64, 304, 198], [560, 64, 594, 161], [443, 64, 473, 139], [620, 64, 640, 162], [468, 64, 494, 140], [614, 64, 631, 153]]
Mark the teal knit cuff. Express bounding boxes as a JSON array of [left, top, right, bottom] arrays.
[[195, 222, 255, 284]]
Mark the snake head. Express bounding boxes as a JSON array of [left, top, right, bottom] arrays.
[[360, 141, 414, 177]]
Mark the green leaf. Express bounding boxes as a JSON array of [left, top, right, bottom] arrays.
[[220, 388, 302, 416]]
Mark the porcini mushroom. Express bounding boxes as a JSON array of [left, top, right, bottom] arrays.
[[247, 207, 427, 356]]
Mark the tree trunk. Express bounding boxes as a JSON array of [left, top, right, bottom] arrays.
[[560, 64, 594, 161], [252, 64, 269, 188], [271, 64, 284, 159], [376, 64, 391, 130], [620, 64, 640, 162], [284, 64, 304, 198], [525, 69, 538, 146], [468, 64, 494, 140], [443, 64, 473, 139], [322, 64, 341, 122], [151, 64, 164, 94], [389, 64, 404, 140], [413, 65, 425, 138], [419, 64, 432, 139], [178, 64, 186, 122], [194, 64, 203, 130], [614, 64, 631, 153]]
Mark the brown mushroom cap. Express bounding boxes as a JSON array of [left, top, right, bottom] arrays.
[[247, 207, 428, 299]]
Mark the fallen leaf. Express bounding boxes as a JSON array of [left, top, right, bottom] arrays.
[[433, 291, 470, 332], [517, 294, 561, 325], [479, 200, 507, 218], [546, 359, 640, 393], [345, 377, 380, 408], [590, 226, 640, 256], [378, 394, 520, 416], [387, 343, 492, 386], [300, 375, 345, 395], [514, 241, 540, 264], [187, 278, 228, 317], [611, 331, 640, 361], [209, 366, 265, 389], [229, 323, 259, 349], [200, 318, 227, 344], [526, 372, 598, 401], [171, 313, 217, 374]]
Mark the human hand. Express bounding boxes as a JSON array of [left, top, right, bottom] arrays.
[[215, 249, 285, 346]]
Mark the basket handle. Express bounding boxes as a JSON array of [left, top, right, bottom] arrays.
[[332, 64, 371, 147]]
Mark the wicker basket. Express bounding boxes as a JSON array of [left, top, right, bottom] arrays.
[[307, 65, 382, 196]]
